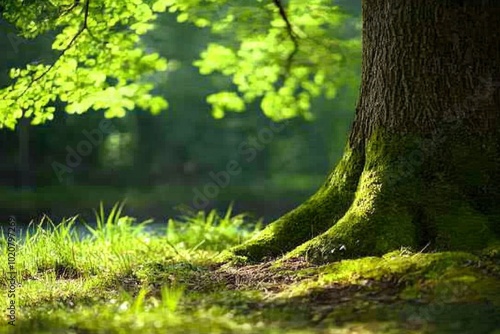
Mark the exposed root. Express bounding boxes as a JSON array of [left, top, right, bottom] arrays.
[[223, 130, 499, 265], [285, 169, 418, 263], [225, 146, 364, 262]]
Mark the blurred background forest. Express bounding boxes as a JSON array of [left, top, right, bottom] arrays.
[[0, 1, 361, 224]]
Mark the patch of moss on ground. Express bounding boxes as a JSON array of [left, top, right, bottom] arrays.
[[279, 251, 499, 302]]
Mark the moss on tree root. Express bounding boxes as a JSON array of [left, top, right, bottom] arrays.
[[286, 170, 418, 263], [226, 146, 365, 262], [226, 130, 499, 264]]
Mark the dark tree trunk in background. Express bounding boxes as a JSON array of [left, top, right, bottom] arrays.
[[18, 117, 31, 189], [228, 0, 500, 263]]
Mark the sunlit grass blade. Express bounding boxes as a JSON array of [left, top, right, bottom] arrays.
[[161, 285, 184, 313]]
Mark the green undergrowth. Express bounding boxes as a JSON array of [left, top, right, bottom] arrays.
[[1, 203, 499, 333]]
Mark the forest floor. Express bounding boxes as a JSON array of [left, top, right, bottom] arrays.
[[1, 205, 499, 334]]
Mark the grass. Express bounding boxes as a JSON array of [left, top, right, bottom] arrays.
[[1, 203, 499, 333]]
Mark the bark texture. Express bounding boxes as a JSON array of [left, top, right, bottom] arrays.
[[225, 0, 500, 264]]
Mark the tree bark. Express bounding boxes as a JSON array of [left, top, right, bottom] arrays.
[[227, 0, 500, 263]]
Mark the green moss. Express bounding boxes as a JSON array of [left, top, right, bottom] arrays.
[[284, 129, 499, 262], [279, 250, 500, 303], [284, 132, 422, 263], [229, 144, 365, 262], [271, 250, 500, 333], [228, 126, 498, 264], [429, 202, 493, 251]]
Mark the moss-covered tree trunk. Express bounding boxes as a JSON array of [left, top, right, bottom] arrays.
[[228, 0, 500, 263]]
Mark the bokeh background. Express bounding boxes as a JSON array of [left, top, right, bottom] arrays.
[[0, 1, 361, 226]]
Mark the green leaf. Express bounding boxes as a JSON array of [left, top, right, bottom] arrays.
[[131, 22, 154, 34], [149, 96, 168, 115], [207, 92, 245, 115], [152, 0, 174, 12], [177, 13, 189, 23]]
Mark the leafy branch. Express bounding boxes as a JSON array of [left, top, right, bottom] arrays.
[[19, 0, 92, 98]]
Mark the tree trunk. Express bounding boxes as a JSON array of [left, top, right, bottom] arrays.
[[227, 0, 500, 263]]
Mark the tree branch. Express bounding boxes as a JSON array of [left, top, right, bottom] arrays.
[[60, 0, 82, 16], [271, 0, 299, 74], [19, 0, 91, 98]]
